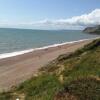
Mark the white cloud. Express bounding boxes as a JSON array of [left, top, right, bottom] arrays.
[[0, 9, 100, 29], [64, 9, 100, 26]]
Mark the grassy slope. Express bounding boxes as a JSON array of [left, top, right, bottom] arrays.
[[0, 39, 100, 100]]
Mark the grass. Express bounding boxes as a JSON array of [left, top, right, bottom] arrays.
[[0, 38, 100, 100], [17, 74, 62, 100], [55, 78, 100, 100], [0, 74, 62, 100]]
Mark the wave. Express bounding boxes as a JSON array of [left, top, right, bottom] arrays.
[[0, 37, 99, 59]]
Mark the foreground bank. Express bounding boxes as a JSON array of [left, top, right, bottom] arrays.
[[0, 38, 100, 100]]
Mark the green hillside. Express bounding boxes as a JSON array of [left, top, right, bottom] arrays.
[[0, 38, 100, 100]]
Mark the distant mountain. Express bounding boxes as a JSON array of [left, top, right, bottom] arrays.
[[83, 25, 100, 34]]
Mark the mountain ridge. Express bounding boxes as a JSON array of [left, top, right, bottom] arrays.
[[83, 25, 100, 34]]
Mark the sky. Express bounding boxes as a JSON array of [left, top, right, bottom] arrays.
[[0, 0, 100, 29]]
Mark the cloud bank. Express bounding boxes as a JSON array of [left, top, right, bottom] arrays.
[[0, 9, 100, 29]]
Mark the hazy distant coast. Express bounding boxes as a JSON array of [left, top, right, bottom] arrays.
[[83, 25, 100, 34]]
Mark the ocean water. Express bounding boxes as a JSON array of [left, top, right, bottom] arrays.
[[0, 28, 99, 55]]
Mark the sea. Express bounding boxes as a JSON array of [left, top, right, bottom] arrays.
[[0, 28, 99, 59]]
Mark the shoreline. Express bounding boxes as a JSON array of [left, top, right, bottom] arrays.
[[0, 37, 99, 92], [0, 37, 99, 59]]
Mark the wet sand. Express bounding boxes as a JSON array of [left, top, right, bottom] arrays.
[[0, 39, 93, 92]]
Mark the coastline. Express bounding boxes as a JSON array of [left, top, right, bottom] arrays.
[[0, 37, 99, 92], [0, 37, 99, 59]]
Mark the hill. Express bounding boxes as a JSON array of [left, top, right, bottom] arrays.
[[0, 38, 100, 100], [83, 25, 100, 34]]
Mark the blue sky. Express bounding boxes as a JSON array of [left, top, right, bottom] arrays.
[[0, 0, 100, 29]]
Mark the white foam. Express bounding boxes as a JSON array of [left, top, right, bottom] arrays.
[[0, 37, 99, 59]]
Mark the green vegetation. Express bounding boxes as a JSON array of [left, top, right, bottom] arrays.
[[55, 78, 100, 100], [0, 38, 100, 100], [0, 74, 62, 100]]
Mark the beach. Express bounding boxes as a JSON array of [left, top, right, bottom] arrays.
[[0, 39, 95, 92]]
